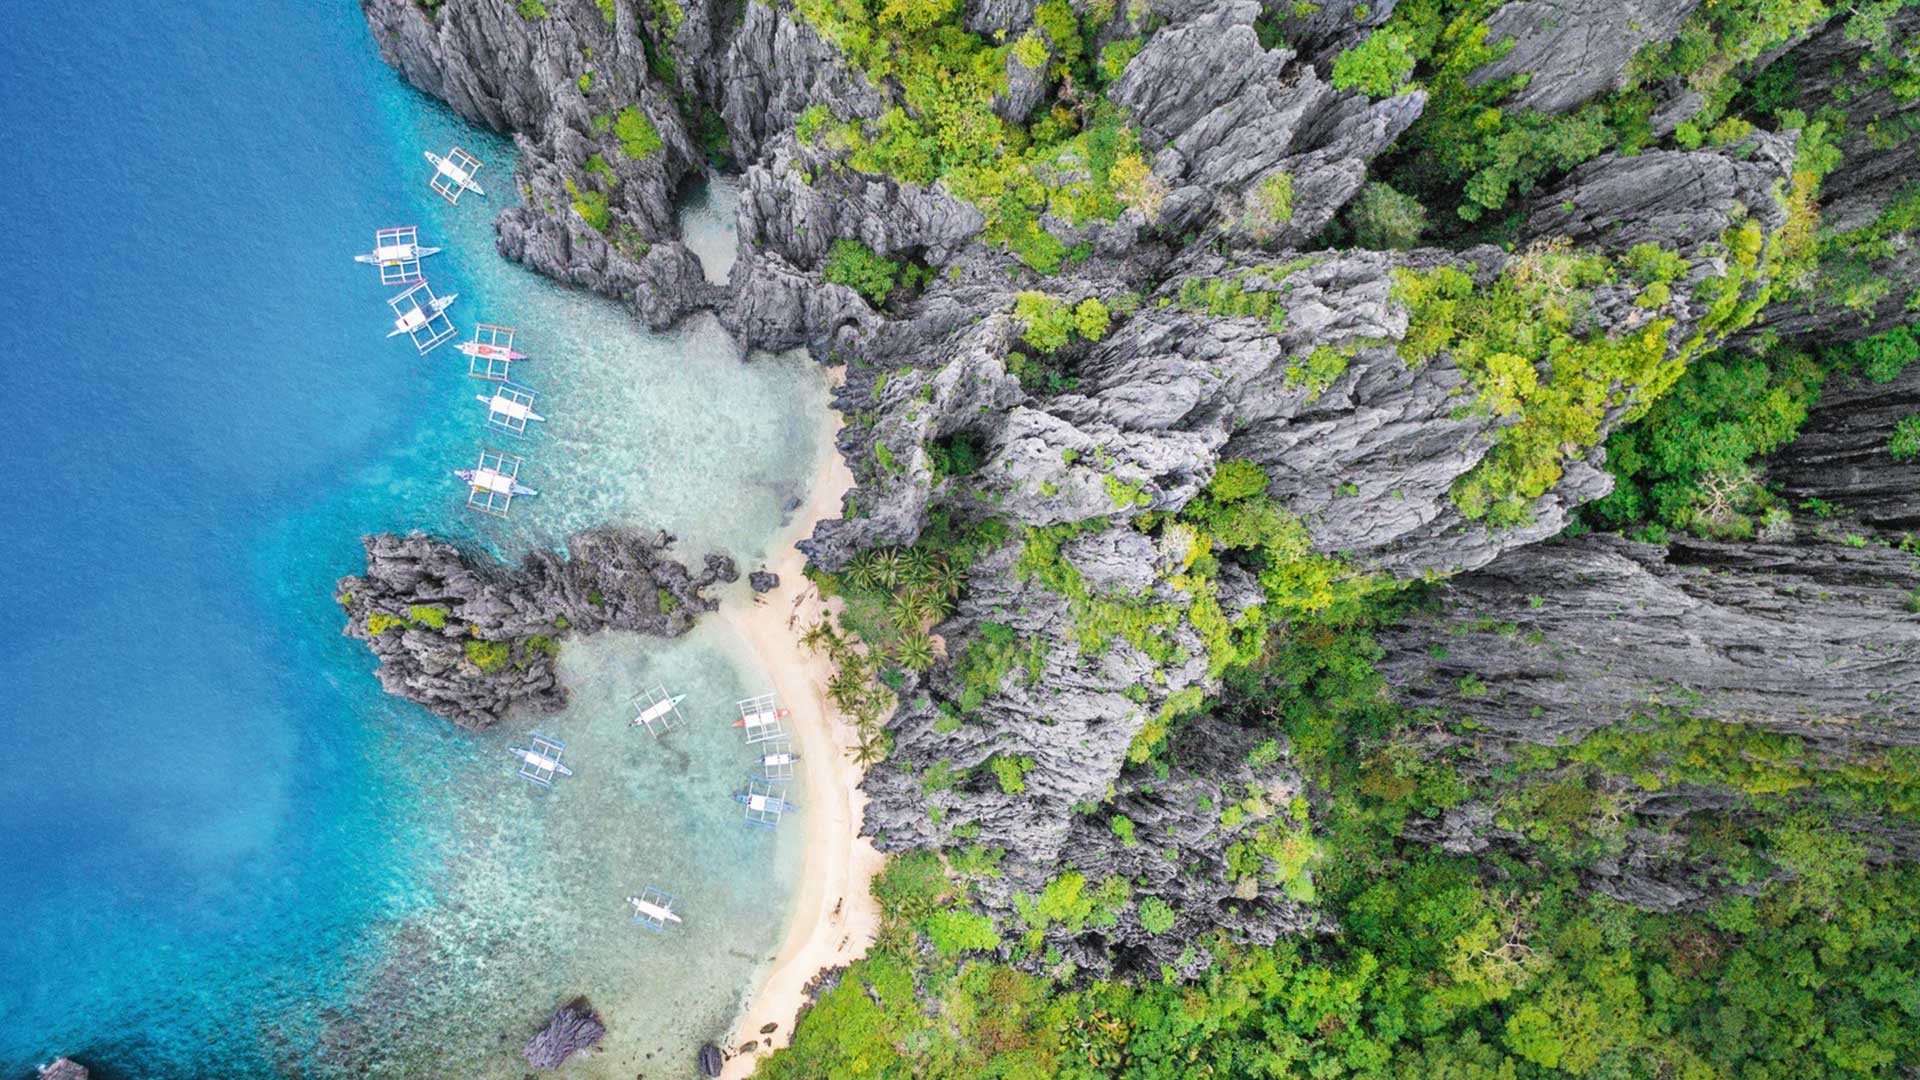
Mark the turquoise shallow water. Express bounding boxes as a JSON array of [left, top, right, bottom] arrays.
[[0, 3, 815, 1076]]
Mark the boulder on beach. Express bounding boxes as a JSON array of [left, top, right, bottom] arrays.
[[522, 999, 605, 1070], [749, 569, 780, 593], [699, 1042, 725, 1076]]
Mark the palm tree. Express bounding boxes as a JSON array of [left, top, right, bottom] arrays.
[[872, 548, 906, 590], [930, 559, 967, 599], [843, 552, 880, 592], [896, 631, 935, 673], [799, 619, 836, 653], [850, 733, 888, 768], [895, 590, 936, 630], [828, 666, 868, 711], [901, 547, 938, 584]]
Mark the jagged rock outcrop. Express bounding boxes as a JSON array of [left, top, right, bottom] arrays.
[[1376, 533, 1920, 752], [336, 528, 735, 727], [1270, 0, 1396, 68], [522, 999, 605, 1070], [1467, 0, 1703, 114], [1113, 1, 1425, 242], [1745, 6, 1920, 343], [360, 0, 717, 326], [1770, 361, 1920, 533], [721, 0, 885, 163]]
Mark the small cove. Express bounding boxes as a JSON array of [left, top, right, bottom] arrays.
[[0, 4, 819, 1076]]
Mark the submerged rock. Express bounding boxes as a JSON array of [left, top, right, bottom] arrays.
[[698, 1042, 724, 1077], [37, 1059, 88, 1080], [336, 527, 735, 728], [522, 998, 605, 1070]]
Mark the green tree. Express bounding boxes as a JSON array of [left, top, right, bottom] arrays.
[[823, 239, 900, 305]]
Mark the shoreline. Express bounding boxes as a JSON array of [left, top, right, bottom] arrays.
[[711, 366, 883, 1078]]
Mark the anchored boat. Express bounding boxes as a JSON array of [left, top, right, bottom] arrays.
[[508, 734, 572, 787], [386, 281, 459, 353], [628, 886, 683, 931], [425, 146, 486, 204], [458, 448, 537, 517], [476, 383, 546, 437], [353, 225, 440, 285]]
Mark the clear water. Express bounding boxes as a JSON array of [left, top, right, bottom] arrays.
[[0, 3, 817, 1076]]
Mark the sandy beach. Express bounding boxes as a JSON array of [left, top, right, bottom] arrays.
[[712, 368, 885, 1078]]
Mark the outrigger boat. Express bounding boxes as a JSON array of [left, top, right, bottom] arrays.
[[425, 146, 486, 204], [387, 281, 459, 353], [456, 334, 526, 363], [757, 748, 801, 774], [458, 448, 537, 517], [732, 696, 790, 735], [476, 383, 546, 437], [354, 226, 440, 285], [735, 790, 800, 814], [628, 886, 683, 931], [737, 781, 798, 828], [461, 324, 525, 381], [455, 465, 538, 497], [508, 734, 572, 787], [631, 692, 687, 730]]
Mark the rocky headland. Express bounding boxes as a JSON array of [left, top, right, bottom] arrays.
[[336, 527, 734, 728]]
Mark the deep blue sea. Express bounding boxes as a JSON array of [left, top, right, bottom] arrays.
[[0, 4, 815, 1076]]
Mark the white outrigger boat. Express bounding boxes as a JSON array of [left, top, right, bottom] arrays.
[[476, 383, 545, 437], [756, 745, 801, 780], [732, 693, 789, 744], [628, 886, 683, 931], [426, 146, 486, 204], [509, 734, 572, 787], [458, 448, 537, 516], [630, 687, 687, 735], [354, 225, 440, 285], [387, 281, 459, 353], [737, 780, 797, 828], [461, 324, 526, 381]]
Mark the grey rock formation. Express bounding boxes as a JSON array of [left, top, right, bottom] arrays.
[[36, 1059, 88, 1080], [1468, 0, 1703, 114], [1376, 534, 1920, 752], [1526, 132, 1796, 256], [359, 0, 715, 325], [1770, 362, 1920, 533], [1270, 0, 1397, 68], [336, 528, 735, 728], [749, 569, 781, 593], [721, 1, 885, 164], [522, 999, 605, 1069], [1743, 6, 1920, 343], [1113, 2, 1424, 241]]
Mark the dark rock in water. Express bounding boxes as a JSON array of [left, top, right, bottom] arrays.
[[749, 569, 780, 593], [523, 999, 605, 1070], [38, 1059, 88, 1080], [698, 1042, 724, 1077], [336, 527, 736, 728]]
